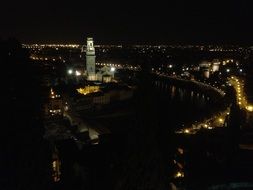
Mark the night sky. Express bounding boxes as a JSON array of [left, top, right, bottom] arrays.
[[1, 0, 252, 44]]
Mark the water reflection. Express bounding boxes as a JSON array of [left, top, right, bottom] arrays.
[[167, 85, 208, 110], [52, 145, 61, 182]]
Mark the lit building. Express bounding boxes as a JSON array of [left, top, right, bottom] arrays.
[[96, 65, 115, 82], [68, 84, 134, 111], [212, 59, 220, 72], [77, 86, 100, 95], [86, 37, 96, 81], [199, 61, 210, 78], [52, 146, 61, 182], [44, 88, 64, 119], [203, 69, 210, 78]]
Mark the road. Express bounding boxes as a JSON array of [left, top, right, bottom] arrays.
[[228, 76, 251, 111]]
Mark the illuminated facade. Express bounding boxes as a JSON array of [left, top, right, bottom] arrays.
[[45, 88, 63, 119], [52, 146, 61, 182], [96, 66, 115, 82], [212, 59, 220, 72], [77, 86, 100, 95], [86, 38, 96, 81]]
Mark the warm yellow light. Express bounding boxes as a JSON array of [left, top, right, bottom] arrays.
[[239, 102, 241, 105], [246, 105, 253, 112], [175, 171, 184, 178], [218, 118, 223, 123], [52, 161, 57, 169], [184, 129, 189, 133], [77, 86, 100, 95]]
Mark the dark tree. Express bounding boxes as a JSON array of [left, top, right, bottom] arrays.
[[0, 39, 51, 190]]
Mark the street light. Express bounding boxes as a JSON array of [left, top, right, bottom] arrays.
[[75, 70, 81, 76], [246, 105, 253, 112], [184, 129, 190, 134], [68, 69, 73, 75], [175, 171, 184, 178], [110, 67, 116, 72]]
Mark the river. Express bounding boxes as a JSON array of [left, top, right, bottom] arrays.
[[53, 83, 221, 190]]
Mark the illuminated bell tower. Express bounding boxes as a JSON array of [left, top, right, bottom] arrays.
[[86, 37, 96, 80]]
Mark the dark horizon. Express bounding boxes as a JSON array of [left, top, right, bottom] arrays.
[[17, 41, 253, 47]]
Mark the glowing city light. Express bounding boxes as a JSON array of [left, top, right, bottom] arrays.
[[246, 105, 253, 112], [75, 70, 81, 76], [68, 69, 73, 74], [184, 129, 190, 133], [218, 118, 223, 123], [226, 69, 230, 73], [110, 67, 116, 72], [77, 86, 100, 95], [175, 171, 184, 178]]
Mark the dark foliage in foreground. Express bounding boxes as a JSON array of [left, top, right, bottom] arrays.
[[0, 39, 51, 190]]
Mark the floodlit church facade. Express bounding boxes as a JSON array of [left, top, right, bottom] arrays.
[[85, 37, 114, 82]]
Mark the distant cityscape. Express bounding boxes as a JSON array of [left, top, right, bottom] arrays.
[[2, 37, 253, 190], [2, 0, 253, 189]]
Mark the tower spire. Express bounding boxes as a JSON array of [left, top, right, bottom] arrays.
[[86, 37, 96, 80]]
